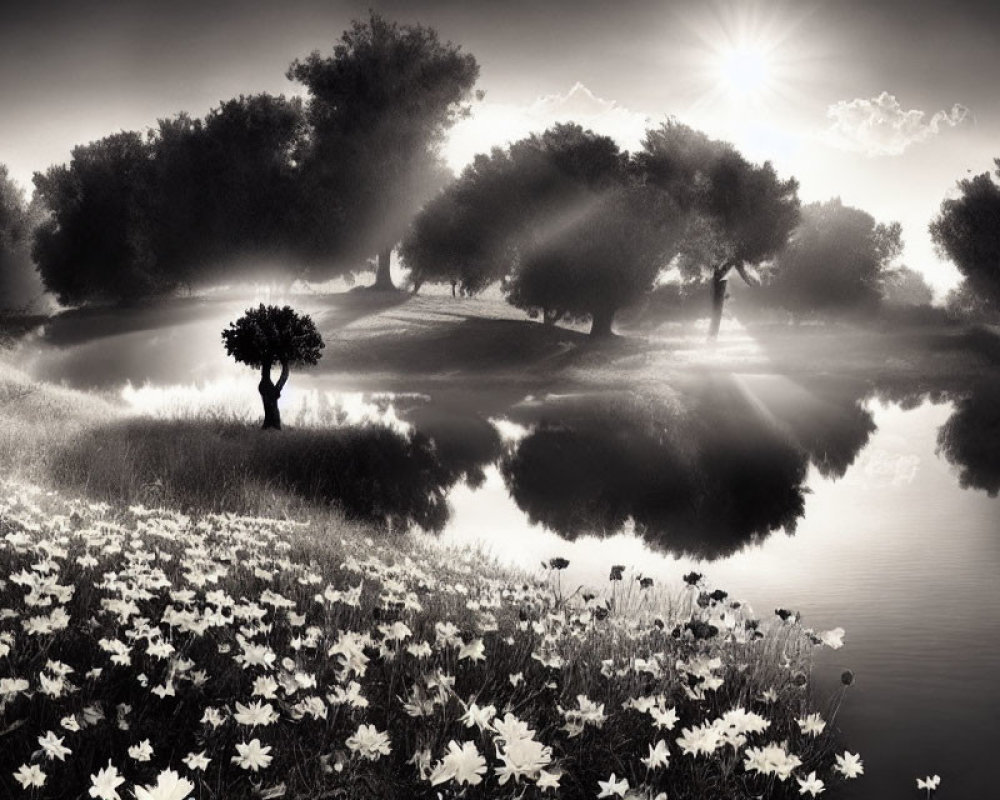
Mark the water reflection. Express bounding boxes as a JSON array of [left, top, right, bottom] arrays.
[[500, 380, 811, 558], [937, 380, 1000, 497]]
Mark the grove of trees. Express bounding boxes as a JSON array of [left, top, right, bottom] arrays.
[[9, 10, 968, 338], [28, 12, 479, 304], [402, 121, 800, 337]]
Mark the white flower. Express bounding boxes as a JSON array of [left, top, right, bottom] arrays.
[[183, 751, 211, 771], [495, 736, 552, 784], [640, 739, 670, 770], [797, 771, 825, 796], [234, 700, 279, 727], [37, 730, 72, 761], [917, 775, 941, 791], [797, 712, 826, 737], [429, 740, 488, 786], [232, 739, 273, 772], [834, 751, 864, 779], [819, 627, 846, 649], [128, 739, 154, 762], [89, 762, 126, 800], [597, 772, 629, 798], [536, 770, 562, 791], [459, 701, 497, 730], [345, 724, 392, 761], [458, 638, 486, 662], [133, 769, 195, 800], [13, 763, 46, 789]]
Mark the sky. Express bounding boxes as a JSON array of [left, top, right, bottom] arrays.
[[2, 0, 998, 296]]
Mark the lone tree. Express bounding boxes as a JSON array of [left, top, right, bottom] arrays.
[[635, 121, 800, 338], [288, 12, 480, 289], [505, 182, 681, 336], [930, 159, 1000, 315], [221, 305, 325, 430]]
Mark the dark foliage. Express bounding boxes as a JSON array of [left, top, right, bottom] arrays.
[[222, 304, 324, 369], [287, 11, 480, 286], [937, 380, 1000, 496], [930, 159, 1000, 314], [33, 132, 159, 305], [501, 384, 811, 559]]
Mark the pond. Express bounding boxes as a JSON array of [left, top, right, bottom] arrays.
[[13, 306, 1000, 799]]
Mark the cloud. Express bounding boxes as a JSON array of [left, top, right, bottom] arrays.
[[444, 83, 652, 173], [825, 91, 969, 156]]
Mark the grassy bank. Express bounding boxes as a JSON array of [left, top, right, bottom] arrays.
[[0, 478, 856, 800]]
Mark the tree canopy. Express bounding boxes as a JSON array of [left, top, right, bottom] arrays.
[[764, 198, 903, 316], [147, 95, 307, 288], [31, 94, 306, 305], [222, 304, 324, 369], [930, 159, 1000, 313], [33, 132, 159, 305], [287, 11, 480, 288], [635, 120, 800, 336], [403, 123, 683, 335]]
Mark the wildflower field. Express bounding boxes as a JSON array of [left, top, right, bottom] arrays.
[[0, 478, 861, 800]]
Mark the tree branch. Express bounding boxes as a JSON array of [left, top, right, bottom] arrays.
[[275, 361, 290, 393]]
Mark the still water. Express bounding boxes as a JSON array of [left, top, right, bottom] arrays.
[[14, 309, 1000, 799]]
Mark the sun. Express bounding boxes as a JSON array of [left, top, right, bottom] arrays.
[[717, 44, 773, 101]]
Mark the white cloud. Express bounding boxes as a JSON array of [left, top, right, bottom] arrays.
[[825, 91, 968, 156], [444, 83, 652, 173]]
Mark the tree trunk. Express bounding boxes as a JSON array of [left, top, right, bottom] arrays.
[[450, 280, 457, 298], [373, 246, 394, 290], [260, 387, 282, 430], [258, 361, 288, 430], [708, 269, 729, 340], [589, 306, 615, 338]]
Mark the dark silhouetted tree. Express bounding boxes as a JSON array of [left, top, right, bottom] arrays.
[[937, 381, 1000, 497], [930, 160, 1000, 315], [288, 12, 480, 289], [636, 121, 800, 338], [505, 183, 681, 336], [400, 150, 522, 296], [149, 95, 307, 288], [404, 123, 682, 335], [222, 305, 325, 430], [0, 165, 44, 310], [33, 132, 159, 305], [765, 198, 903, 317]]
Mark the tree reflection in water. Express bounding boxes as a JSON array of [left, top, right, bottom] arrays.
[[937, 380, 1000, 497]]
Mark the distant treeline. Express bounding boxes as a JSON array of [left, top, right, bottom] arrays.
[[2, 12, 998, 334]]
